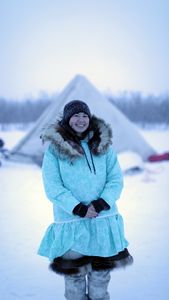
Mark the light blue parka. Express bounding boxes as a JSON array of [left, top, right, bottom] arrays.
[[38, 116, 129, 261]]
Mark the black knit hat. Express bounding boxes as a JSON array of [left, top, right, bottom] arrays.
[[62, 100, 91, 124]]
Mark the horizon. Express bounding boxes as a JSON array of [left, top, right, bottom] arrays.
[[1, 78, 169, 101]]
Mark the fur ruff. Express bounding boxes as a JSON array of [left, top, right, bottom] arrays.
[[41, 115, 112, 162], [91, 249, 134, 271], [49, 249, 133, 275], [49, 256, 92, 275]]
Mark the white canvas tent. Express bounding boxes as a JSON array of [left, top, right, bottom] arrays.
[[11, 75, 156, 165]]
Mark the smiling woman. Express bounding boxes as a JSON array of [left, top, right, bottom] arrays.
[[38, 99, 133, 300]]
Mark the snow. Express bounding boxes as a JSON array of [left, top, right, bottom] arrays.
[[0, 127, 169, 300]]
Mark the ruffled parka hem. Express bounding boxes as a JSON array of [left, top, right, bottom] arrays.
[[49, 249, 133, 275]]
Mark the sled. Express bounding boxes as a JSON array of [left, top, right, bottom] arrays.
[[148, 152, 169, 162]]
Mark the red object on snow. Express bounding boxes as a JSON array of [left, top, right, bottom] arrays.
[[148, 152, 169, 162]]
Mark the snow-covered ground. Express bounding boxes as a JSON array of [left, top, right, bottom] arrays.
[[0, 127, 169, 300]]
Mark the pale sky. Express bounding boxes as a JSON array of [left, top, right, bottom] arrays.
[[0, 0, 169, 99]]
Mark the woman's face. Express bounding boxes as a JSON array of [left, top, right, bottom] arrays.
[[69, 112, 90, 133]]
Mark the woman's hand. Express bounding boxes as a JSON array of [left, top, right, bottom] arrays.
[[85, 204, 98, 218], [73, 203, 98, 218]]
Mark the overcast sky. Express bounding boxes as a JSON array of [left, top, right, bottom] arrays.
[[0, 0, 169, 99]]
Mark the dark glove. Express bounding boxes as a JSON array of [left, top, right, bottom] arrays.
[[73, 203, 88, 217], [91, 198, 110, 213]]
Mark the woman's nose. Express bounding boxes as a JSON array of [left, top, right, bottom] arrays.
[[78, 117, 84, 122]]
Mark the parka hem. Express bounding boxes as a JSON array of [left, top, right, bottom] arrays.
[[38, 214, 129, 261]]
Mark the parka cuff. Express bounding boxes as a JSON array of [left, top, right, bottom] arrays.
[[73, 203, 88, 217], [91, 198, 110, 213]]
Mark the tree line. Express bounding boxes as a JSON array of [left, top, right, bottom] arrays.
[[0, 92, 169, 125], [0, 98, 51, 124], [108, 92, 169, 125]]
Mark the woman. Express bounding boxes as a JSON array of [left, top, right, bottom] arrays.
[[38, 100, 133, 300]]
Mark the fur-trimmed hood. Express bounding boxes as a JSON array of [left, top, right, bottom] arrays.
[[41, 116, 112, 161]]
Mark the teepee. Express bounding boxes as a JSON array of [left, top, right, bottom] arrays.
[[11, 75, 156, 165]]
